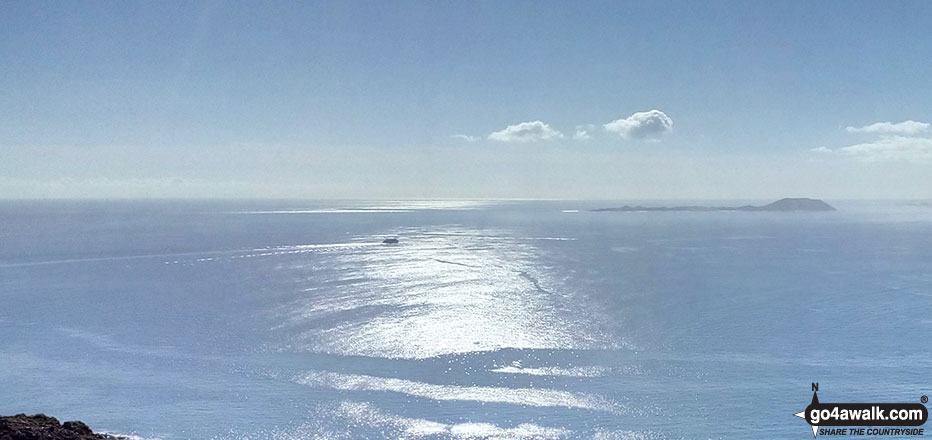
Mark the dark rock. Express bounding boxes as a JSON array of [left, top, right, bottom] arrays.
[[0, 414, 125, 440], [61, 422, 92, 436], [382, 238, 399, 244]]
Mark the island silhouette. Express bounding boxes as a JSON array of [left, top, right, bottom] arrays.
[[592, 198, 835, 212]]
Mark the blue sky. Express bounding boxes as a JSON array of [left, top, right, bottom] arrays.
[[2, 1, 931, 199]]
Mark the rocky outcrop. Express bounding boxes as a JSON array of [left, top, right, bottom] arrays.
[[0, 414, 125, 440]]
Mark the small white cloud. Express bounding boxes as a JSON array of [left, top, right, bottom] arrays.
[[450, 134, 479, 142], [488, 121, 563, 143], [838, 136, 932, 162], [604, 110, 673, 140], [573, 125, 594, 141], [845, 120, 930, 135], [810, 146, 833, 153]]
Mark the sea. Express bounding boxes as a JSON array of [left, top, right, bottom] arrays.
[[1, 199, 930, 439]]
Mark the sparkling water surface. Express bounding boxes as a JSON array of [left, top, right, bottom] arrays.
[[1, 200, 930, 439]]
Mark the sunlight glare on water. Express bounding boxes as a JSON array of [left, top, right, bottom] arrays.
[[2, 200, 931, 439], [267, 226, 602, 359]]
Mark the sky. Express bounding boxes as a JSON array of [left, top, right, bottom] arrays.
[[2, 0, 931, 199]]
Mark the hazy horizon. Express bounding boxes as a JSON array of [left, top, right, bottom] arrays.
[[1, 196, 930, 202]]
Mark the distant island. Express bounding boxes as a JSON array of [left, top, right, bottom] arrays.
[[592, 198, 835, 212]]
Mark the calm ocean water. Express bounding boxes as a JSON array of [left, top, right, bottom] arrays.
[[1, 200, 930, 439]]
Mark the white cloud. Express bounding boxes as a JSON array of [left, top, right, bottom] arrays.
[[838, 136, 932, 162], [810, 146, 833, 153], [488, 120, 563, 143], [604, 110, 673, 140], [450, 134, 479, 142], [845, 120, 930, 135], [573, 125, 594, 141]]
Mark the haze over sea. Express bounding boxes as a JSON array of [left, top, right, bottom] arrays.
[[1, 200, 930, 439]]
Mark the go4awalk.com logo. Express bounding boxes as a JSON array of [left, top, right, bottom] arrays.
[[794, 383, 928, 437]]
